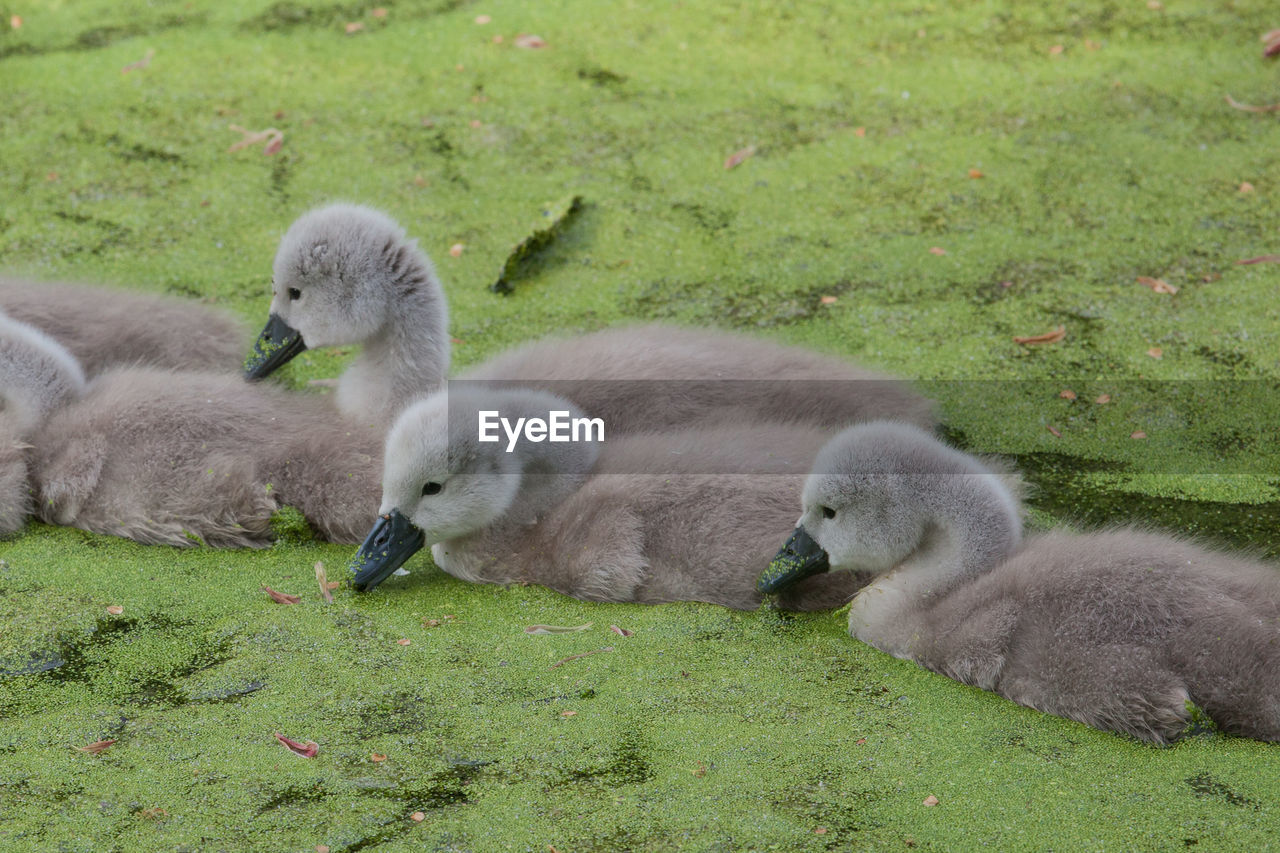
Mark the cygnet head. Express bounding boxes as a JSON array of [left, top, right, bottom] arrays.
[[381, 390, 527, 543], [244, 203, 447, 379], [759, 422, 1021, 592], [348, 386, 600, 591]]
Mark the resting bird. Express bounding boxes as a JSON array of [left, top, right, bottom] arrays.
[[3, 318, 386, 546], [759, 422, 1280, 744], [346, 386, 868, 611], [0, 312, 86, 533], [244, 203, 935, 432], [0, 277, 248, 375]]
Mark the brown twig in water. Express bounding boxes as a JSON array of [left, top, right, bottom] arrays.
[[1224, 94, 1280, 113], [550, 646, 614, 668], [121, 49, 155, 74]]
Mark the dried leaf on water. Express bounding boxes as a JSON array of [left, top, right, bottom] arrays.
[[1236, 255, 1280, 265], [547, 648, 611, 666], [1146, 347, 1163, 359], [514, 33, 547, 48], [724, 145, 756, 170], [410, 811, 426, 822], [371, 752, 387, 762], [315, 562, 333, 603], [1263, 29, 1280, 58], [526, 623, 592, 634], [1046, 425, 1062, 438], [261, 585, 300, 605], [609, 625, 634, 637], [1059, 389, 1076, 400], [1137, 276, 1177, 294], [923, 795, 940, 806], [928, 246, 947, 255], [1013, 326, 1066, 345], [274, 732, 319, 758], [228, 125, 283, 155], [228, 125, 284, 156], [74, 739, 116, 755], [105, 605, 124, 615], [1095, 394, 1112, 404]]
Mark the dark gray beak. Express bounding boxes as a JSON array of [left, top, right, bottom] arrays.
[[757, 526, 831, 593], [244, 313, 307, 380], [349, 509, 427, 592]]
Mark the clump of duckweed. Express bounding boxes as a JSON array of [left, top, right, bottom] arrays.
[[269, 505, 317, 545]]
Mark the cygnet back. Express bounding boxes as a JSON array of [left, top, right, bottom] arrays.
[[1, 278, 249, 375]]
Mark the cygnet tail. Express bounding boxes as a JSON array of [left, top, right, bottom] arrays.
[[1179, 593, 1280, 742]]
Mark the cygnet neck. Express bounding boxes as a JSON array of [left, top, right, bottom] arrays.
[[337, 259, 450, 424], [849, 473, 1022, 653]]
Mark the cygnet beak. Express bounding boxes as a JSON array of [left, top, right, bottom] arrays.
[[348, 509, 427, 592], [243, 313, 307, 380], [757, 525, 830, 593]]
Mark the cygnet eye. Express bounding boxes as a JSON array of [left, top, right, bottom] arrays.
[[422, 482, 443, 496], [821, 506, 836, 520], [288, 287, 302, 301]]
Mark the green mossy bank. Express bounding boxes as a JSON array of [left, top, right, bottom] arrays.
[[2, 0, 1278, 849]]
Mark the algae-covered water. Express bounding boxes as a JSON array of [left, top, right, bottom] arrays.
[[2, 0, 1279, 849]]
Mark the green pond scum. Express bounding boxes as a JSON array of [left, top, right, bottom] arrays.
[[2, 0, 1279, 848]]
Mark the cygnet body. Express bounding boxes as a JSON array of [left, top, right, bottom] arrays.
[[1, 277, 248, 375], [348, 387, 867, 611], [245, 204, 934, 432], [760, 422, 1280, 744], [27, 368, 384, 547], [460, 324, 936, 433], [0, 312, 86, 533]]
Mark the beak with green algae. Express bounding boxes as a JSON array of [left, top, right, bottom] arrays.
[[244, 313, 307, 380], [348, 509, 426, 592], [757, 526, 830, 593]]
